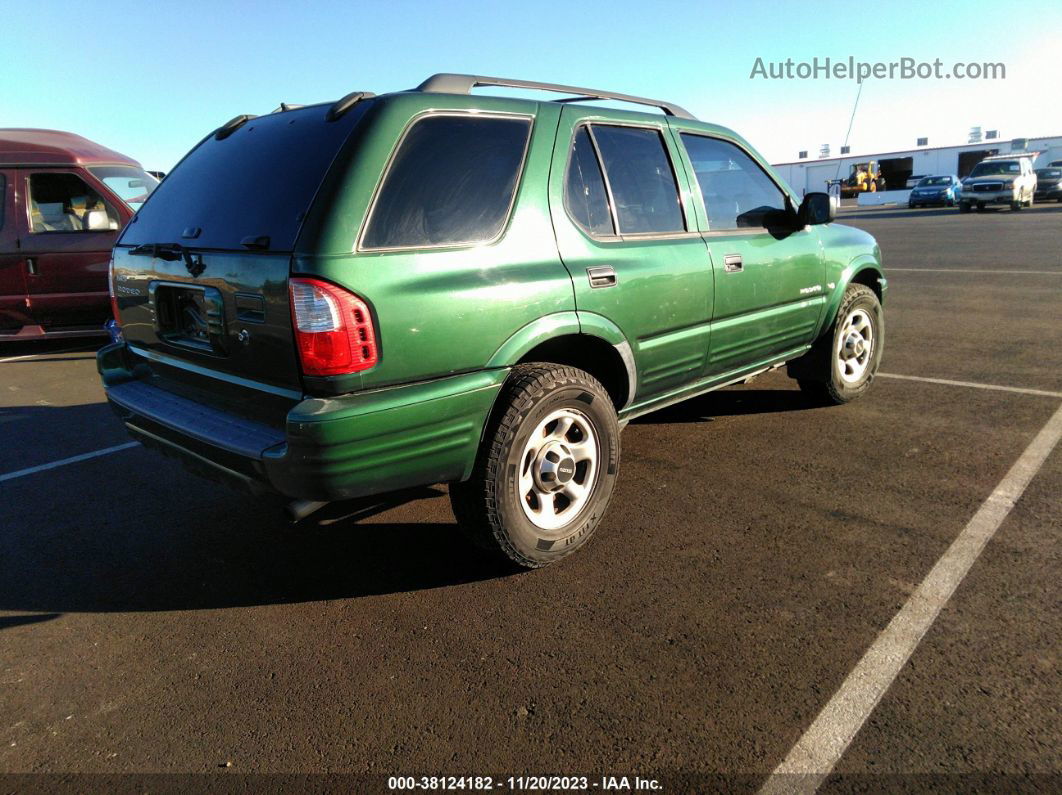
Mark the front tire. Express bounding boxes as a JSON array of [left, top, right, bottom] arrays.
[[792, 284, 884, 404], [450, 364, 620, 568]]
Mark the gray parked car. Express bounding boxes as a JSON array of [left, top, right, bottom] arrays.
[[1033, 168, 1062, 202]]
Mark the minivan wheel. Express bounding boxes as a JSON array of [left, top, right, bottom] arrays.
[[450, 363, 620, 568], [794, 284, 883, 404]]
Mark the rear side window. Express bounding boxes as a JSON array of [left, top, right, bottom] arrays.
[[361, 114, 532, 250], [681, 134, 787, 231], [565, 127, 614, 236], [590, 126, 684, 235], [28, 172, 119, 233], [121, 101, 372, 251]]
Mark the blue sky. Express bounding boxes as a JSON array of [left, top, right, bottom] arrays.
[[3, 0, 1060, 170]]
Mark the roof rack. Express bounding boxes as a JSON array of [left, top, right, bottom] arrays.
[[415, 73, 696, 120]]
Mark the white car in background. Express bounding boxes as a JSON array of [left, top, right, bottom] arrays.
[[957, 155, 1037, 212]]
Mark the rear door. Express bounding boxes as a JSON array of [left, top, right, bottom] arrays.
[[0, 170, 32, 333], [18, 168, 119, 330], [673, 131, 826, 373], [549, 107, 714, 401]]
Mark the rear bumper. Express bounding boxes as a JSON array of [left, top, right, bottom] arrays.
[[98, 343, 506, 501]]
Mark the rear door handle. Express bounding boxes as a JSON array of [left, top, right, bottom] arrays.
[[25, 257, 38, 275], [723, 254, 743, 273], [587, 266, 617, 288]]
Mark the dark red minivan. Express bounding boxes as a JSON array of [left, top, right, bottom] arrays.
[[0, 129, 158, 339]]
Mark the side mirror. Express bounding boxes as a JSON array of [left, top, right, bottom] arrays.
[[799, 192, 835, 226], [84, 209, 111, 231]]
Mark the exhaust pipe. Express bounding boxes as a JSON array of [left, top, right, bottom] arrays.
[[287, 499, 329, 522]]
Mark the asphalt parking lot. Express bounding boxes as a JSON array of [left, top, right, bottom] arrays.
[[2, 203, 1060, 791]]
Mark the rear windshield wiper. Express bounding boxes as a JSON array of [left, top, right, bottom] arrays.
[[129, 243, 185, 261], [128, 243, 206, 275]]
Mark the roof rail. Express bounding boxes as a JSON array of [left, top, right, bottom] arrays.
[[415, 73, 696, 120]]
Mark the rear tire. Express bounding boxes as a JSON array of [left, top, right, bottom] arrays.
[[450, 363, 620, 568], [791, 284, 883, 405]]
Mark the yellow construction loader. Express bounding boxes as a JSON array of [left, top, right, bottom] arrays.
[[840, 161, 884, 197]]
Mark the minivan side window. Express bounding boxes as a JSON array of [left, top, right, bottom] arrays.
[[590, 126, 685, 235], [361, 114, 532, 250], [565, 127, 615, 237], [681, 134, 788, 231], [28, 172, 119, 233]]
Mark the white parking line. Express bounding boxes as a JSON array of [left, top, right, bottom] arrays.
[[759, 401, 1062, 794], [878, 372, 1062, 399], [0, 442, 140, 484], [886, 268, 1061, 274]]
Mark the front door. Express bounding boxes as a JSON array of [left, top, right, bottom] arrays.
[[674, 132, 826, 373], [548, 108, 714, 401], [17, 169, 120, 330], [0, 170, 31, 332]]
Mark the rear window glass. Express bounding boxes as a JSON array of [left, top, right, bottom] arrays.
[[361, 114, 531, 250], [591, 126, 684, 235], [121, 102, 371, 251]]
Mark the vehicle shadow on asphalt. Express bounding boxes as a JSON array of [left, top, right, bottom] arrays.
[[1, 403, 520, 613], [0, 339, 105, 359], [632, 386, 826, 424]]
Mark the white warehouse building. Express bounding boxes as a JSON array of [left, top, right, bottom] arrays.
[[772, 134, 1062, 196]]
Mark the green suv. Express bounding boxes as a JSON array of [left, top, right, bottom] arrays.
[[98, 74, 886, 568]]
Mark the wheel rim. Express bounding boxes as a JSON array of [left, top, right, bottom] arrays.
[[836, 307, 874, 384], [518, 408, 598, 531]]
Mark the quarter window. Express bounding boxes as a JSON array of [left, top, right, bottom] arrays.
[[564, 127, 615, 236], [28, 172, 119, 233], [681, 134, 788, 231], [362, 114, 532, 250], [591, 126, 685, 235]]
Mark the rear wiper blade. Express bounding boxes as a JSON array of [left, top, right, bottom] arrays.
[[129, 243, 206, 276], [130, 243, 185, 261]]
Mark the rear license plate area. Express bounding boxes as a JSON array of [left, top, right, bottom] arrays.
[[151, 283, 226, 354]]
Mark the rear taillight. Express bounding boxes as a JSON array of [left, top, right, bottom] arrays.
[[289, 277, 378, 376]]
